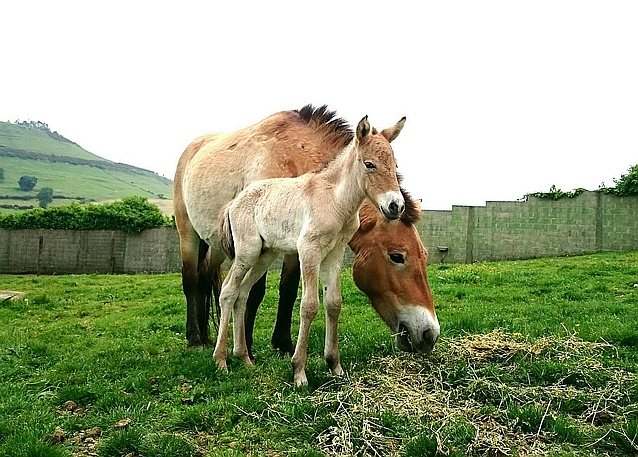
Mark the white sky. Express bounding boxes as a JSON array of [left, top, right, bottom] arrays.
[[2, 1, 636, 210]]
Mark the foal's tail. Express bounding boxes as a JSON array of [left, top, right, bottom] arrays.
[[219, 203, 236, 260]]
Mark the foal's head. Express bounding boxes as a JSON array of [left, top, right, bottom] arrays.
[[355, 116, 406, 220]]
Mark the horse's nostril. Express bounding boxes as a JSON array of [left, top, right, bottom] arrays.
[[423, 328, 438, 347]]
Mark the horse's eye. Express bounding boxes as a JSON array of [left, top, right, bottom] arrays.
[[389, 253, 405, 264], [364, 161, 376, 170]]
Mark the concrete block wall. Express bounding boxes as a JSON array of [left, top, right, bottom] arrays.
[[0, 228, 181, 274], [417, 191, 638, 264], [0, 192, 636, 274]]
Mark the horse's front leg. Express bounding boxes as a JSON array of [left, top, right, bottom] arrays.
[[321, 245, 346, 377], [244, 272, 268, 361], [291, 254, 320, 387], [272, 254, 300, 355]]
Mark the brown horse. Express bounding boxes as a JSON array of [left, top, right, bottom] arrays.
[[215, 115, 406, 385], [173, 105, 439, 359]]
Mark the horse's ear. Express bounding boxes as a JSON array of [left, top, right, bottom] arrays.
[[381, 117, 406, 143], [356, 115, 371, 141]]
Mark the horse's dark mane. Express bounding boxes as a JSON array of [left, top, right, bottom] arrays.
[[295, 104, 354, 149], [400, 186, 421, 224], [398, 174, 421, 224]]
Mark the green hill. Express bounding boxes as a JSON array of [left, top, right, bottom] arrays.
[[0, 120, 173, 213]]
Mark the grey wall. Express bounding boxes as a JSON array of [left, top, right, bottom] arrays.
[[0, 228, 181, 274], [1, 192, 636, 274], [419, 191, 638, 264]]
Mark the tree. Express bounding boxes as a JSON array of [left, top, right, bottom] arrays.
[[0, 168, 5, 182], [612, 164, 638, 196], [36, 187, 54, 209], [18, 175, 38, 191]]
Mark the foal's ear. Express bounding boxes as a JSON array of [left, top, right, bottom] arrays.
[[356, 115, 371, 141], [381, 117, 406, 143]]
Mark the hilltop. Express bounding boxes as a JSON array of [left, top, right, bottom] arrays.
[[0, 120, 173, 213]]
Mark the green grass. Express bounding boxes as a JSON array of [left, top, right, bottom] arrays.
[[0, 121, 106, 161], [0, 156, 173, 204], [0, 252, 637, 456], [0, 121, 173, 211]]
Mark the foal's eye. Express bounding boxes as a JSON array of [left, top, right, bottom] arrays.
[[364, 161, 376, 170], [389, 253, 405, 264]]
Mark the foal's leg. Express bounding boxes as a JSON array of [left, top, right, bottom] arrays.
[[213, 260, 250, 370], [231, 251, 279, 366], [321, 246, 346, 377], [291, 250, 321, 387]]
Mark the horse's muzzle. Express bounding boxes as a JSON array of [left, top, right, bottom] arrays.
[[396, 322, 439, 355], [382, 201, 405, 220], [378, 191, 405, 221]]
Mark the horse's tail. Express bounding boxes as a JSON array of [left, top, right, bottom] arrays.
[[219, 203, 236, 260]]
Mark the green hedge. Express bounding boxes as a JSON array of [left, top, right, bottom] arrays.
[[0, 196, 173, 234]]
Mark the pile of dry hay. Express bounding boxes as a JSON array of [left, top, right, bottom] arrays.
[[268, 329, 636, 456]]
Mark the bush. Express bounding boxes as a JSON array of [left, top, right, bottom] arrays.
[[609, 164, 638, 196], [527, 164, 638, 200], [0, 196, 172, 233], [18, 175, 38, 191]]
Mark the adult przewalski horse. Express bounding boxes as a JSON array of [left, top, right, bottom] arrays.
[[216, 115, 406, 385], [173, 105, 439, 360]]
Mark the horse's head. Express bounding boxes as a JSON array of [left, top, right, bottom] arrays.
[[355, 116, 405, 221], [349, 198, 440, 355]]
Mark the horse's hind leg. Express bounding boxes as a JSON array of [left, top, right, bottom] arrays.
[[179, 227, 206, 348], [196, 240, 212, 345], [272, 254, 300, 356]]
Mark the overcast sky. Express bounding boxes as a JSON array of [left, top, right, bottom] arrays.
[[2, 1, 636, 210]]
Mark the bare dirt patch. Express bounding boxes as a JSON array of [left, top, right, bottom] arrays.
[[0, 290, 25, 301]]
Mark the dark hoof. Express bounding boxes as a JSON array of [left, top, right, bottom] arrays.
[[272, 338, 295, 357]]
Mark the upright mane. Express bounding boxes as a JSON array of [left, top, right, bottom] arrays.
[[295, 104, 354, 151], [399, 178, 421, 225]]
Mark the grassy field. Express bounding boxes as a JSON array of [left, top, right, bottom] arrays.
[[0, 156, 173, 203], [0, 122, 105, 162], [0, 252, 637, 456], [0, 121, 173, 212]]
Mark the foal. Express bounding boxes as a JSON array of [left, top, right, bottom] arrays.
[[214, 115, 406, 386]]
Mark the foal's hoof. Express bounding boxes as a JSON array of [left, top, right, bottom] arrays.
[[331, 364, 344, 377], [213, 355, 228, 373], [293, 371, 308, 388]]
